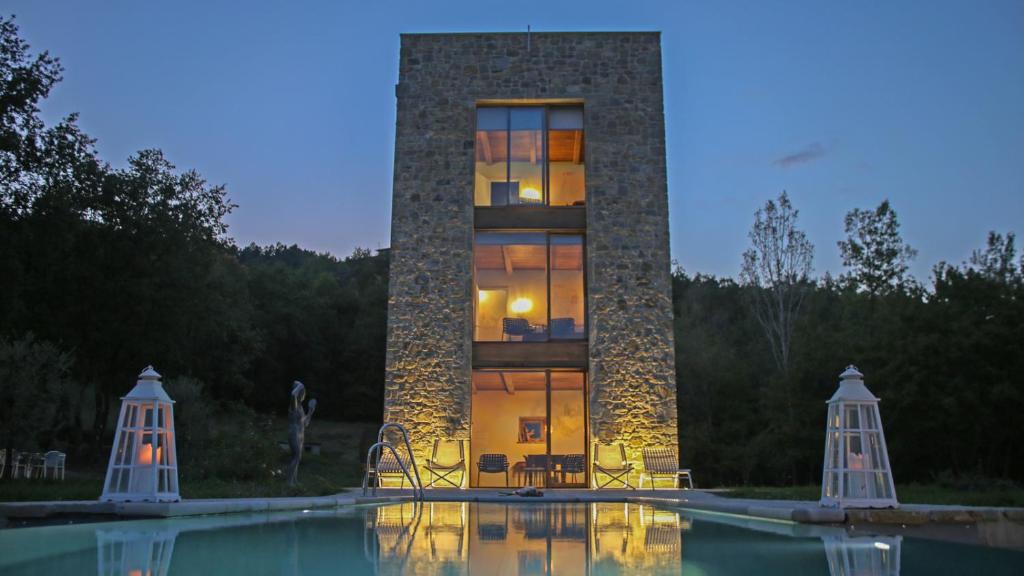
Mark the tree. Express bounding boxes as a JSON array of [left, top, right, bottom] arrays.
[[0, 334, 74, 475], [740, 191, 814, 373], [968, 231, 1019, 284], [0, 16, 65, 216], [838, 200, 917, 294]]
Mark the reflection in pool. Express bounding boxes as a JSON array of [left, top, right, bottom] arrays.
[[0, 501, 1021, 575], [366, 502, 687, 574]]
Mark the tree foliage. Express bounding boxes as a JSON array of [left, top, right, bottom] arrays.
[[838, 199, 917, 294], [0, 334, 75, 473]]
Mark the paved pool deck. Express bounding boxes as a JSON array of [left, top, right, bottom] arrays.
[[2, 487, 1022, 528]]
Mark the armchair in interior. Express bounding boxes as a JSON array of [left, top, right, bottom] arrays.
[[502, 317, 548, 342], [549, 317, 579, 339], [502, 318, 529, 341], [562, 453, 586, 484], [477, 453, 509, 487], [522, 454, 549, 487]]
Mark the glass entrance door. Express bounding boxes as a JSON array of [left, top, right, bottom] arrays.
[[470, 370, 588, 488], [549, 371, 586, 487]]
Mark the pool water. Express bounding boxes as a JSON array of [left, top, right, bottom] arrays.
[[0, 501, 1020, 575]]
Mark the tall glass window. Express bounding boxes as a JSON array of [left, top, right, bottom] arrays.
[[547, 107, 585, 206], [474, 107, 509, 206], [474, 232, 585, 342], [474, 106, 585, 207], [549, 235, 585, 339], [509, 108, 545, 205], [470, 370, 587, 488]]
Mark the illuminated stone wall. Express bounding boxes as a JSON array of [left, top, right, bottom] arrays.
[[385, 32, 677, 470]]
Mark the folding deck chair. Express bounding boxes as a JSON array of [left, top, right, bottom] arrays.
[[425, 439, 466, 488], [592, 443, 635, 489]]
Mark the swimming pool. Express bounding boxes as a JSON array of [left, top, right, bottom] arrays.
[[0, 501, 1020, 574]]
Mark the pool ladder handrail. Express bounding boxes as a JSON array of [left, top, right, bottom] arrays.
[[362, 423, 424, 500]]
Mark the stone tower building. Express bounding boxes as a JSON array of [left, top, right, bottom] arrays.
[[384, 32, 676, 487]]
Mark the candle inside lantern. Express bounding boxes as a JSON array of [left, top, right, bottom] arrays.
[[137, 442, 162, 466]]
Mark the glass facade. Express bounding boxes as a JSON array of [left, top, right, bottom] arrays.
[[470, 370, 587, 488], [474, 106, 585, 207], [474, 232, 585, 342]]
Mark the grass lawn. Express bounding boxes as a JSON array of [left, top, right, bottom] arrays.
[[0, 420, 374, 502], [720, 485, 1024, 507], [0, 453, 359, 502]]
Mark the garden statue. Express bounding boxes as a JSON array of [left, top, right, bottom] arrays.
[[286, 381, 317, 486]]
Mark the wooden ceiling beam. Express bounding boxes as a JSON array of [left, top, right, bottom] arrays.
[[478, 131, 493, 164], [501, 245, 514, 275]]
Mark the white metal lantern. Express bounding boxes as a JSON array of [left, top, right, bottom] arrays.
[[820, 366, 898, 508], [101, 366, 180, 502]]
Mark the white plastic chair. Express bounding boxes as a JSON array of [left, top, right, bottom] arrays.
[[9, 451, 26, 479], [26, 453, 46, 479], [43, 451, 66, 480]]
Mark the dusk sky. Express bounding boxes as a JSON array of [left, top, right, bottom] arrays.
[[9, 0, 1023, 279]]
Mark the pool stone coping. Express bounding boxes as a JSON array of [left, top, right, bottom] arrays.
[[2, 489, 1022, 527], [0, 493, 410, 521]]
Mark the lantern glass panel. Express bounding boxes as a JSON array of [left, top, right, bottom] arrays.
[[122, 432, 136, 466], [845, 405, 860, 429], [163, 432, 176, 466], [829, 431, 840, 468], [862, 405, 877, 430], [844, 471, 869, 498], [845, 433, 866, 469], [873, 472, 890, 498], [866, 432, 884, 470], [826, 471, 839, 498], [828, 405, 839, 429]]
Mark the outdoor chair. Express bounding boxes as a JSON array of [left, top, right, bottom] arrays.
[[8, 451, 25, 479], [502, 318, 531, 341], [639, 447, 694, 489], [562, 453, 586, 484], [477, 453, 509, 486], [522, 454, 548, 487], [369, 450, 417, 488], [26, 452, 45, 479], [43, 450, 66, 480], [425, 439, 466, 488], [592, 443, 635, 489]]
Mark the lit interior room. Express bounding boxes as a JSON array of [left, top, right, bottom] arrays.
[[470, 371, 586, 488], [474, 106, 585, 207], [474, 232, 584, 342]]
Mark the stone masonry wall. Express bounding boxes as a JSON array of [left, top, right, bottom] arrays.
[[385, 32, 677, 468]]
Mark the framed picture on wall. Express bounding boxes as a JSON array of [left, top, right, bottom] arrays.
[[518, 417, 546, 444]]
